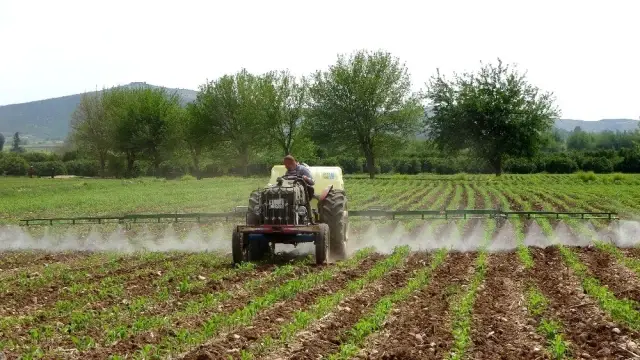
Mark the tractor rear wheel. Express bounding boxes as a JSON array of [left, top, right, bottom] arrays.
[[319, 189, 348, 260], [231, 229, 245, 265], [315, 223, 330, 265], [247, 190, 260, 225]]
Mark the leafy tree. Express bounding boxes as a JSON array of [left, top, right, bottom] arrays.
[[307, 49, 424, 178], [262, 70, 310, 156], [69, 90, 114, 176], [106, 86, 182, 177], [182, 102, 213, 179], [10, 132, 24, 153], [424, 58, 560, 176], [566, 126, 595, 151], [0, 132, 4, 151], [194, 69, 270, 176]]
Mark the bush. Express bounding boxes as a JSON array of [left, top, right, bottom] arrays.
[[31, 161, 67, 177], [504, 157, 537, 174], [581, 156, 614, 173], [0, 153, 28, 175], [544, 156, 579, 173], [65, 159, 101, 177]]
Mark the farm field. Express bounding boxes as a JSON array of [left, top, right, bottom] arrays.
[[1, 173, 640, 359]]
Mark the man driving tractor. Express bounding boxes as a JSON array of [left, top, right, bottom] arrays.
[[283, 154, 315, 197]]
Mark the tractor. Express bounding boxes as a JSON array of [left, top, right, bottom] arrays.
[[231, 165, 348, 265]]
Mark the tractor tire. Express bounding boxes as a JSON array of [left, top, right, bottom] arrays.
[[247, 190, 260, 226], [319, 189, 348, 260], [315, 223, 330, 265], [231, 229, 245, 265], [248, 238, 270, 261]]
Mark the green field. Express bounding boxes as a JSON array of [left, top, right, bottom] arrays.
[[1, 173, 640, 359]]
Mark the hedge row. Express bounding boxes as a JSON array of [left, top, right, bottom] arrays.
[[2, 150, 639, 177]]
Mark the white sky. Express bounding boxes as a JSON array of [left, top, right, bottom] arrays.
[[0, 0, 638, 120]]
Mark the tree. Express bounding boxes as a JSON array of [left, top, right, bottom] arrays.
[[106, 86, 182, 177], [182, 102, 213, 179], [10, 132, 24, 153], [0, 132, 4, 151], [69, 89, 114, 176], [566, 126, 595, 151], [307, 49, 424, 178], [424, 58, 560, 176], [262, 70, 310, 156], [194, 69, 270, 176]]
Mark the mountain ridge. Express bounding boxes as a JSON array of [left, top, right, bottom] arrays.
[[0, 82, 637, 140]]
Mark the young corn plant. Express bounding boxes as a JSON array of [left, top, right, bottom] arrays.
[[244, 245, 414, 358], [325, 248, 449, 360]]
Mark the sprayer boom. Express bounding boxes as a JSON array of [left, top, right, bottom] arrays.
[[17, 209, 618, 227]]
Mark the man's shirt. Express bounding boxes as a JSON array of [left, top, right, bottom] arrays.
[[285, 164, 315, 185]]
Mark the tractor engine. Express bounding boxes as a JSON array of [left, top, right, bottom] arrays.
[[252, 179, 310, 225]]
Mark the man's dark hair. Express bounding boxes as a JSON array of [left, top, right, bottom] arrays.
[[284, 155, 296, 162]]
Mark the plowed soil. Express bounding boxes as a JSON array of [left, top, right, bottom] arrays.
[[189, 252, 432, 360], [0, 250, 95, 270], [81, 253, 384, 360], [353, 251, 477, 359], [1, 259, 314, 357], [529, 247, 640, 359], [0, 253, 208, 316], [468, 252, 547, 359], [574, 246, 640, 305]]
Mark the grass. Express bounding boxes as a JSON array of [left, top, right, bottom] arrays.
[[3, 173, 640, 359]]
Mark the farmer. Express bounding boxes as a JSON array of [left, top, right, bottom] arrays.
[[283, 154, 315, 197]]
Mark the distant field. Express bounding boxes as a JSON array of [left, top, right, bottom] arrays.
[[1, 173, 640, 359]]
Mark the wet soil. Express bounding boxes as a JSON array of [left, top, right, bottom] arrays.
[[468, 252, 547, 359], [189, 252, 432, 360], [78, 253, 384, 359], [353, 251, 477, 359], [574, 246, 640, 305], [529, 247, 640, 359]]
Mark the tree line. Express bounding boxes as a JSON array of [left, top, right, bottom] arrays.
[[1, 49, 639, 178]]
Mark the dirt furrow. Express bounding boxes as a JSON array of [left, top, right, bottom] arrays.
[[0, 253, 219, 316], [0, 250, 96, 270], [468, 251, 547, 359], [353, 251, 477, 359], [529, 247, 640, 359], [79, 253, 385, 359], [190, 252, 429, 360], [574, 246, 640, 305], [2, 260, 308, 356]]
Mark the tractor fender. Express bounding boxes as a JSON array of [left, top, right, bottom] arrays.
[[318, 185, 334, 202]]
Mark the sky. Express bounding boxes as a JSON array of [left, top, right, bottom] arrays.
[[0, 0, 638, 121]]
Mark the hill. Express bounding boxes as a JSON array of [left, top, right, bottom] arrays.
[[0, 82, 198, 140], [554, 118, 639, 133], [0, 84, 637, 141]]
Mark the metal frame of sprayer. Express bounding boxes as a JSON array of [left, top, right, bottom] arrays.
[[18, 207, 619, 230]]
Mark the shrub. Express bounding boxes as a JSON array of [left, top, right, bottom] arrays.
[[581, 156, 614, 173], [0, 153, 28, 175]]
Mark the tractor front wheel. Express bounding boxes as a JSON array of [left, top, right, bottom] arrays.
[[231, 229, 245, 265], [248, 238, 270, 261], [315, 223, 330, 265]]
